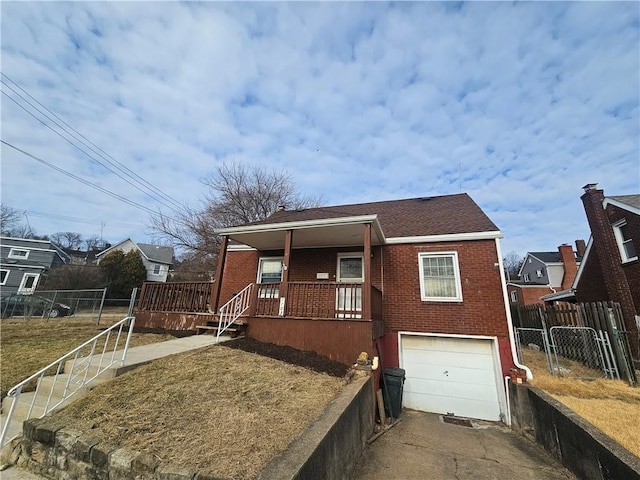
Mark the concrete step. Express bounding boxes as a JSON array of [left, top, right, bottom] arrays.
[[36, 373, 108, 398], [1, 391, 61, 423]]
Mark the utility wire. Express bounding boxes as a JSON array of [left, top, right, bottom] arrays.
[[22, 209, 145, 228], [1, 140, 168, 217], [1, 73, 185, 212], [1, 89, 184, 215]]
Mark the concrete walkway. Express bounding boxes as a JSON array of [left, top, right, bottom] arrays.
[[351, 409, 576, 480], [1, 334, 226, 479]]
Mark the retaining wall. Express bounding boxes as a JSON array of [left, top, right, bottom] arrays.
[[509, 382, 640, 480], [13, 374, 374, 480]]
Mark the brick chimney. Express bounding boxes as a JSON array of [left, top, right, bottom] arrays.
[[575, 239, 587, 257], [558, 244, 577, 290], [581, 184, 638, 349]]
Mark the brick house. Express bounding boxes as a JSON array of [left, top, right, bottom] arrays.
[[199, 193, 526, 422], [507, 242, 584, 305], [570, 184, 640, 355]]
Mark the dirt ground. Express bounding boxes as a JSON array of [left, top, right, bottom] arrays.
[[224, 337, 350, 377]]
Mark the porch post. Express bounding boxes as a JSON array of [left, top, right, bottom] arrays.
[[363, 223, 372, 320], [280, 229, 293, 316], [211, 235, 228, 313]]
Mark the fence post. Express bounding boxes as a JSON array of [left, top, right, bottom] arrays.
[[96, 288, 107, 325], [128, 288, 138, 317], [46, 290, 58, 321]]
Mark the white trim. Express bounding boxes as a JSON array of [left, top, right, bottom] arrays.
[[510, 290, 518, 303], [540, 289, 575, 302], [612, 219, 638, 263], [386, 230, 502, 244], [0, 236, 52, 244], [8, 248, 30, 260], [0, 269, 8, 285], [95, 237, 151, 261], [217, 215, 382, 235], [397, 332, 508, 423], [495, 238, 533, 380], [507, 283, 553, 289], [151, 264, 162, 276], [18, 272, 40, 294], [417, 251, 463, 302], [603, 197, 640, 216], [0, 264, 46, 270], [227, 244, 257, 252], [572, 237, 593, 289]]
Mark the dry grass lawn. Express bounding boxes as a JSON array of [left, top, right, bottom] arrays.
[[522, 348, 640, 458], [52, 345, 345, 479], [1, 315, 172, 398]]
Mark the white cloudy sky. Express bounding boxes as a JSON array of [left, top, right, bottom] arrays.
[[1, 1, 638, 256]]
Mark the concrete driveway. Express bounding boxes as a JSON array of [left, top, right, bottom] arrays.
[[351, 410, 576, 480]]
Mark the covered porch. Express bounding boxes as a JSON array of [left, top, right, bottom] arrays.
[[213, 214, 387, 323]]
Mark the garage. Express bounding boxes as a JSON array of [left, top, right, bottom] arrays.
[[399, 334, 504, 421]]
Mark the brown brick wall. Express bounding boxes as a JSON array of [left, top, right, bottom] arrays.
[[222, 239, 516, 373], [607, 204, 640, 313], [507, 284, 554, 306], [580, 189, 639, 339]]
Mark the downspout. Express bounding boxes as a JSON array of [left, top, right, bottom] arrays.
[[495, 238, 533, 380]]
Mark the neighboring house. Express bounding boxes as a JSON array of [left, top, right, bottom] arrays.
[[195, 193, 524, 422], [567, 185, 640, 349], [0, 236, 70, 295], [507, 242, 584, 305], [95, 238, 174, 282]]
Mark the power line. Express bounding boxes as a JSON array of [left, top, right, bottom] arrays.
[[1, 89, 184, 215], [0, 73, 186, 212], [22, 209, 145, 228], [2, 139, 168, 217]]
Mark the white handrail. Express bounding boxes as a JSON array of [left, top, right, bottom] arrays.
[[0, 316, 135, 447], [216, 284, 253, 342]]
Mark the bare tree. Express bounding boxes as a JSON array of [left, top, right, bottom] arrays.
[[150, 162, 320, 259], [503, 251, 524, 281], [84, 235, 102, 250], [51, 231, 83, 249], [1, 205, 24, 236]]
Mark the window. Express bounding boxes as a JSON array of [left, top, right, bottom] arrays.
[[257, 257, 283, 298], [8, 248, 29, 260], [523, 273, 530, 282], [613, 220, 637, 262], [152, 264, 162, 275], [0, 269, 8, 285], [418, 252, 463, 302], [510, 290, 518, 303], [18, 273, 39, 294], [536, 269, 543, 278]]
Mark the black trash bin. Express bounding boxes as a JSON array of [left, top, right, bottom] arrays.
[[383, 367, 406, 418]]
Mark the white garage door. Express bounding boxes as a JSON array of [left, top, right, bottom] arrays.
[[400, 335, 502, 421]]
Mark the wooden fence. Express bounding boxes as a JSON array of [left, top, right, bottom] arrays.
[[137, 281, 213, 313], [511, 302, 637, 384]]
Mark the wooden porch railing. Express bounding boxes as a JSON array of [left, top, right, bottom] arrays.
[[137, 281, 213, 313], [254, 282, 382, 320]]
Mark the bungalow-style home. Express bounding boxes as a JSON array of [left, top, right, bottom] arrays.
[[204, 193, 527, 422], [556, 185, 639, 355], [507, 242, 584, 305], [0, 236, 70, 295], [95, 238, 174, 282]]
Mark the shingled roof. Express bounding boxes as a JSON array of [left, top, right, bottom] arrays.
[[242, 193, 499, 238]]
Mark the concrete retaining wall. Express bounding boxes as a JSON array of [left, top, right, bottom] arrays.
[[258, 374, 374, 480], [509, 382, 640, 480], [14, 374, 374, 480]]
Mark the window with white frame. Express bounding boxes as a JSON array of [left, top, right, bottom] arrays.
[[536, 269, 543, 278], [152, 264, 162, 275], [523, 273, 531, 282], [0, 269, 8, 285], [418, 252, 463, 302], [510, 290, 518, 303], [257, 257, 283, 298], [8, 248, 29, 260], [613, 220, 637, 262]]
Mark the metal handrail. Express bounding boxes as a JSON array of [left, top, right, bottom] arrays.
[[216, 284, 254, 342], [0, 316, 135, 447]]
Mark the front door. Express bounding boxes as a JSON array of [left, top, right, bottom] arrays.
[[18, 273, 40, 294], [336, 254, 363, 318]]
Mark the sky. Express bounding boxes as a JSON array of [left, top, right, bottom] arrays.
[[1, 1, 639, 257]]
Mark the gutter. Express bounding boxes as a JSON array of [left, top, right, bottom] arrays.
[[495, 238, 533, 380]]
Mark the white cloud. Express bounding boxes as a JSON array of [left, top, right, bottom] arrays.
[[1, 2, 638, 255]]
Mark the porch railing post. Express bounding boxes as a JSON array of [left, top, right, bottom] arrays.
[[363, 223, 372, 320], [280, 229, 293, 316], [211, 235, 228, 313]]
